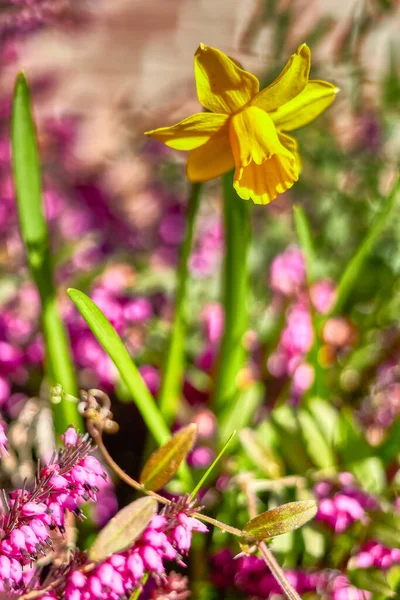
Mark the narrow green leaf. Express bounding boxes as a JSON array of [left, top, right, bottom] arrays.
[[140, 424, 197, 491], [271, 405, 313, 473], [333, 177, 399, 314], [11, 73, 46, 248], [158, 183, 202, 425], [190, 430, 237, 501], [239, 428, 283, 479], [368, 512, 400, 548], [89, 497, 158, 561], [293, 204, 317, 283], [219, 383, 263, 444], [11, 73, 80, 435], [243, 500, 317, 541], [307, 397, 338, 444], [68, 288, 171, 445], [213, 171, 250, 409], [348, 568, 395, 597], [298, 409, 337, 469]]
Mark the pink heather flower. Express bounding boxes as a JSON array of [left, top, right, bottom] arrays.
[[310, 280, 337, 314], [62, 426, 78, 446], [211, 550, 322, 597], [139, 365, 160, 396], [281, 302, 314, 358], [270, 247, 305, 296], [187, 446, 214, 469], [356, 541, 400, 570], [123, 298, 153, 324], [63, 508, 208, 599], [292, 362, 314, 395], [0, 427, 106, 592], [0, 376, 10, 408], [201, 303, 224, 344], [0, 421, 9, 456], [314, 475, 376, 533], [331, 575, 371, 600]]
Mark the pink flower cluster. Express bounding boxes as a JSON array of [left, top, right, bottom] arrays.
[[356, 541, 400, 570], [270, 246, 306, 296], [211, 550, 371, 600], [60, 512, 207, 600], [0, 427, 106, 594], [330, 575, 371, 600], [211, 549, 321, 597], [0, 420, 8, 456], [359, 360, 400, 435], [267, 247, 337, 400], [314, 474, 376, 534]]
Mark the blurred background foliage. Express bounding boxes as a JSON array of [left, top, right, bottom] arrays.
[[1, 0, 400, 598]]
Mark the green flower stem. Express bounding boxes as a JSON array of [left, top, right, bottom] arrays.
[[158, 183, 202, 425], [11, 73, 82, 436], [213, 171, 251, 410], [333, 176, 399, 314]]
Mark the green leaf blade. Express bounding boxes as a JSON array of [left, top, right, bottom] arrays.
[[89, 497, 158, 561], [11, 72, 46, 249], [68, 288, 170, 445], [243, 500, 317, 541], [11, 73, 81, 434], [140, 424, 198, 491]]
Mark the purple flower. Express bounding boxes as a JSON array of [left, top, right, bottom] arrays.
[[270, 247, 305, 296], [63, 508, 208, 599], [0, 420, 8, 456], [314, 475, 376, 533], [0, 427, 106, 592]]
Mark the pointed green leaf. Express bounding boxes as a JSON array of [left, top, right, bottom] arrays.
[[348, 567, 395, 597], [68, 289, 170, 445], [298, 409, 336, 469], [243, 500, 317, 541], [89, 497, 158, 561], [140, 424, 197, 491], [333, 176, 399, 314], [11, 73, 80, 435], [293, 204, 317, 283], [239, 428, 283, 478], [190, 430, 236, 501]]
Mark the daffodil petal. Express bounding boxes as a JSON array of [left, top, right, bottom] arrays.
[[229, 106, 293, 167], [186, 124, 234, 182], [278, 132, 301, 172], [229, 106, 298, 204], [144, 113, 228, 150], [233, 154, 298, 205], [251, 44, 311, 113], [194, 44, 259, 114], [272, 80, 339, 131]]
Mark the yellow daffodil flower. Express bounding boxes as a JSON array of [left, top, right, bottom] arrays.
[[145, 43, 338, 204]]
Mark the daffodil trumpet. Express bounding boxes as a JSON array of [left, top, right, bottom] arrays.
[[146, 43, 338, 205]]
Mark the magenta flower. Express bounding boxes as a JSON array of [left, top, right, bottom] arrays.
[[0, 420, 9, 456], [0, 427, 106, 593]]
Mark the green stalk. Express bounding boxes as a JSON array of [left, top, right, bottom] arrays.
[[11, 73, 81, 435], [158, 183, 202, 425], [68, 288, 193, 489], [213, 171, 251, 410], [333, 176, 399, 314]]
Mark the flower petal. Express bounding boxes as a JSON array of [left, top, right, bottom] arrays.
[[229, 106, 293, 167], [272, 80, 339, 131], [145, 113, 228, 150], [194, 44, 259, 114], [233, 154, 298, 205], [186, 124, 234, 182], [229, 106, 298, 204], [251, 44, 311, 113], [278, 132, 301, 172]]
